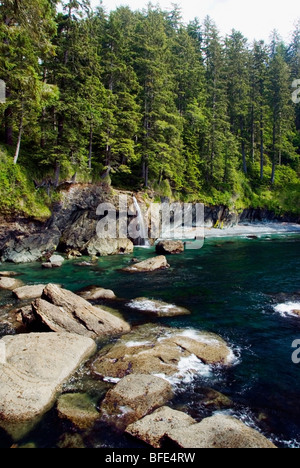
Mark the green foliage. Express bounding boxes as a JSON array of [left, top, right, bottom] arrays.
[[0, 146, 51, 219]]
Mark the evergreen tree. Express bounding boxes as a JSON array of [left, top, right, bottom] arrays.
[[101, 7, 141, 175], [203, 17, 238, 186], [225, 30, 251, 174], [268, 39, 296, 184], [249, 40, 269, 179], [134, 6, 184, 188]]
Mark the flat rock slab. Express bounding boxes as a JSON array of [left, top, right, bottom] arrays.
[[34, 284, 130, 339], [92, 325, 234, 382], [126, 406, 196, 448], [127, 298, 190, 317], [123, 256, 170, 273], [101, 374, 173, 430], [167, 414, 277, 449], [0, 271, 21, 278], [0, 277, 23, 291], [126, 410, 276, 449], [0, 333, 96, 440], [13, 285, 46, 301]]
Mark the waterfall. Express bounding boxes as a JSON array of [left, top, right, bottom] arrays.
[[133, 197, 150, 247]]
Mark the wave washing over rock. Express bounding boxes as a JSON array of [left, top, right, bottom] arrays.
[[273, 302, 300, 318], [92, 325, 240, 390]]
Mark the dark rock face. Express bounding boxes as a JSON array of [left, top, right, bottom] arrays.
[[0, 185, 133, 263]]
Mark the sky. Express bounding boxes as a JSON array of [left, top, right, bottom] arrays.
[[89, 0, 300, 43]]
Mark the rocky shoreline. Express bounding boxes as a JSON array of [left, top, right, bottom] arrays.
[[0, 184, 298, 265], [0, 262, 277, 448]]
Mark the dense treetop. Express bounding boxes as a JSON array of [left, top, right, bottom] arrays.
[[0, 0, 299, 217]]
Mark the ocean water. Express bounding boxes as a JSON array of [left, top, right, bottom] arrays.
[[0, 233, 300, 448]]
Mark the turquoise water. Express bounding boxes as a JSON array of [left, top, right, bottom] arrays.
[[0, 234, 300, 448]]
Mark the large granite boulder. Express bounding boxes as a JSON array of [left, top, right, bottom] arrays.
[[0, 332, 96, 439], [167, 413, 277, 449], [126, 406, 196, 448], [32, 284, 130, 339], [100, 374, 173, 429], [126, 409, 277, 449]]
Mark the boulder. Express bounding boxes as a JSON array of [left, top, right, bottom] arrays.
[[167, 414, 277, 449], [0, 230, 60, 264], [123, 256, 170, 273], [0, 332, 96, 439], [86, 237, 134, 257], [78, 287, 117, 301], [13, 284, 46, 301], [0, 277, 23, 291], [126, 406, 196, 448], [49, 254, 65, 268], [198, 388, 233, 409], [92, 325, 233, 381], [37, 284, 130, 339], [127, 298, 190, 317], [32, 299, 93, 337], [57, 393, 100, 430], [42, 263, 53, 269], [100, 374, 173, 429], [156, 240, 184, 255]]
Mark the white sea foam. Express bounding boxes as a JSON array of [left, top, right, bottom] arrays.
[[103, 377, 121, 384], [127, 299, 175, 313], [154, 354, 212, 386], [274, 302, 300, 318], [125, 340, 152, 348], [178, 329, 220, 345]]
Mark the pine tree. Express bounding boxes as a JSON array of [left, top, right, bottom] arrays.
[[203, 17, 238, 186], [225, 30, 251, 175], [268, 38, 296, 184], [249, 40, 269, 179], [134, 6, 184, 188], [100, 7, 141, 175]]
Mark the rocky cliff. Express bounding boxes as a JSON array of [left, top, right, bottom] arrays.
[[0, 183, 298, 264]]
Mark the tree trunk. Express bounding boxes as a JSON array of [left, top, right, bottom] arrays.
[[271, 123, 276, 185], [54, 160, 61, 188], [241, 118, 247, 174], [4, 87, 13, 146], [251, 105, 255, 163], [260, 109, 264, 180], [13, 110, 24, 165], [88, 124, 93, 170]]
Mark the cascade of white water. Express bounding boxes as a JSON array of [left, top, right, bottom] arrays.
[[133, 196, 150, 247]]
